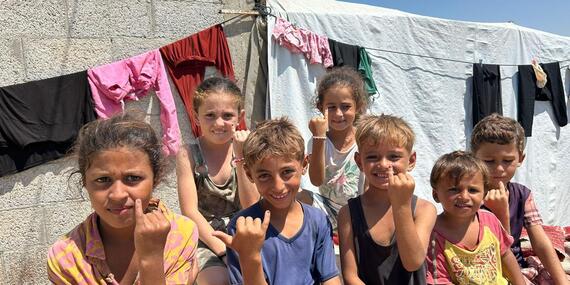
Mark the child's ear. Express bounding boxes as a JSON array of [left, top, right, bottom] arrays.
[[517, 152, 526, 166], [244, 164, 255, 183], [354, 152, 363, 171], [302, 155, 309, 174], [407, 151, 417, 171], [432, 189, 439, 203]]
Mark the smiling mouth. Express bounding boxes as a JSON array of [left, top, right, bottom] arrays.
[[455, 204, 472, 208], [270, 192, 289, 200]]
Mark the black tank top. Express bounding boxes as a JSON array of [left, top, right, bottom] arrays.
[[348, 195, 426, 285]]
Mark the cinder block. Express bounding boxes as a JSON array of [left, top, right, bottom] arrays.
[[0, 0, 67, 38], [153, 1, 221, 39], [23, 38, 112, 81], [153, 167, 181, 214], [2, 245, 50, 285], [0, 207, 45, 251], [67, 0, 152, 38], [0, 173, 40, 210], [39, 163, 85, 204], [44, 200, 92, 245], [110, 37, 175, 60], [0, 38, 26, 86]]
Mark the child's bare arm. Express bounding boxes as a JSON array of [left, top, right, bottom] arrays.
[[176, 146, 226, 256], [337, 205, 366, 285], [213, 211, 271, 285], [527, 224, 569, 284], [484, 181, 511, 234], [308, 109, 328, 186], [501, 248, 525, 285], [388, 167, 437, 271], [233, 129, 260, 208]]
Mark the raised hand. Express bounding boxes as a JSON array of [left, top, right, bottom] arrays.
[[387, 164, 415, 207], [309, 108, 328, 137], [212, 210, 271, 258], [134, 199, 171, 257], [484, 181, 509, 214]]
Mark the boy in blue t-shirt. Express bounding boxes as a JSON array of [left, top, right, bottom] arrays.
[[213, 118, 341, 285]]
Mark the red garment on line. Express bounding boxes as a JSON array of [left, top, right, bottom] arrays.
[[160, 24, 246, 137]]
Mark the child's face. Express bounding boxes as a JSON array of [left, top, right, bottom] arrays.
[[84, 147, 154, 230], [473, 142, 523, 189], [355, 140, 416, 190], [321, 86, 357, 132], [433, 172, 485, 219], [245, 156, 307, 210], [196, 92, 243, 144]]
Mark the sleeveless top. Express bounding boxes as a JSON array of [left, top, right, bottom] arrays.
[[348, 195, 426, 285], [507, 182, 531, 267], [189, 142, 240, 232]]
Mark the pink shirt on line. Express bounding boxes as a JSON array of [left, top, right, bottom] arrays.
[[87, 49, 180, 155]]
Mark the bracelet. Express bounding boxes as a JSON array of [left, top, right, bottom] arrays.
[[231, 157, 245, 167], [313, 136, 327, 140]]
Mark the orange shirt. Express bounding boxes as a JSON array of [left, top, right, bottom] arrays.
[[47, 200, 198, 284]]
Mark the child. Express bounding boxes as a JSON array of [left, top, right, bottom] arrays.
[[300, 66, 368, 233], [176, 77, 259, 284], [213, 118, 341, 285], [47, 113, 199, 284], [337, 114, 437, 284], [426, 150, 524, 285], [471, 114, 568, 284]]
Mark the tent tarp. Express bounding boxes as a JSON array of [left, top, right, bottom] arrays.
[[267, 0, 570, 225]]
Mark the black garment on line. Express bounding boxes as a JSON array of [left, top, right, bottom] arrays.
[[472, 63, 502, 127], [328, 38, 360, 69], [0, 70, 96, 176], [517, 62, 567, 136]]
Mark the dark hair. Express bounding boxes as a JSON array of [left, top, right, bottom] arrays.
[[193, 76, 243, 114], [430, 151, 490, 193], [470, 113, 525, 154], [71, 112, 165, 186], [315, 66, 368, 116], [243, 117, 305, 168]]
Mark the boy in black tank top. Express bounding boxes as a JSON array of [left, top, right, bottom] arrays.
[[337, 114, 437, 284]]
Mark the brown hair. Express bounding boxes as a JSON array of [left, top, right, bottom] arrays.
[[471, 113, 525, 154], [193, 76, 243, 114], [430, 150, 490, 193], [71, 112, 165, 186], [315, 66, 368, 117], [355, 114, 415, 152], [243, 117, 305, 167]]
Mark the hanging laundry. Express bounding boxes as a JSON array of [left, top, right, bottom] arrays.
[[243, 17, 269, 127], [272, 17, 333, 68], [0, 71, 96, 177], [517, 62, 567, 136], [357, 47, 378, 96], [328, 38, 359, 69], [160, 24, 243, 137], [472, 63, 503, 127], [87, 49, 180, 155]]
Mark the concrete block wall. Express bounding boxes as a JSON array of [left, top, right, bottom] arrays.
[[0, 0, 257, 283]]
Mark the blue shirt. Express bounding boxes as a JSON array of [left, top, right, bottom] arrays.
[[227, 200, 339, 285]]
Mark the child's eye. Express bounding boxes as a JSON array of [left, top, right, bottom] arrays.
[[257, 174, 270, 181], [222, 113, 235, 120], [503, 159, 514, 164], [483, 160, 494, 164], [448, 187, 458, 192], [95, 177, 111, 183], [341, 104, 352, 111], [125, 175, 142, 183], [204, 113, 215, 119], [365, 155, 378, 161], [389, 155, 402, 161], [468, 187, 481, 194], [327, 106, 335, 110], [282, 169, 296, 177]]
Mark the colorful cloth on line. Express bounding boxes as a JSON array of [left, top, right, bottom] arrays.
[[47, 199, 198, 285]]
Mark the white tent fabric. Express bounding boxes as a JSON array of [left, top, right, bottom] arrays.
[[267, 0, 570, 225]]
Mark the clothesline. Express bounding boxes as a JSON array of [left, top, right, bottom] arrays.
[[354, 45, 570, 68]]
